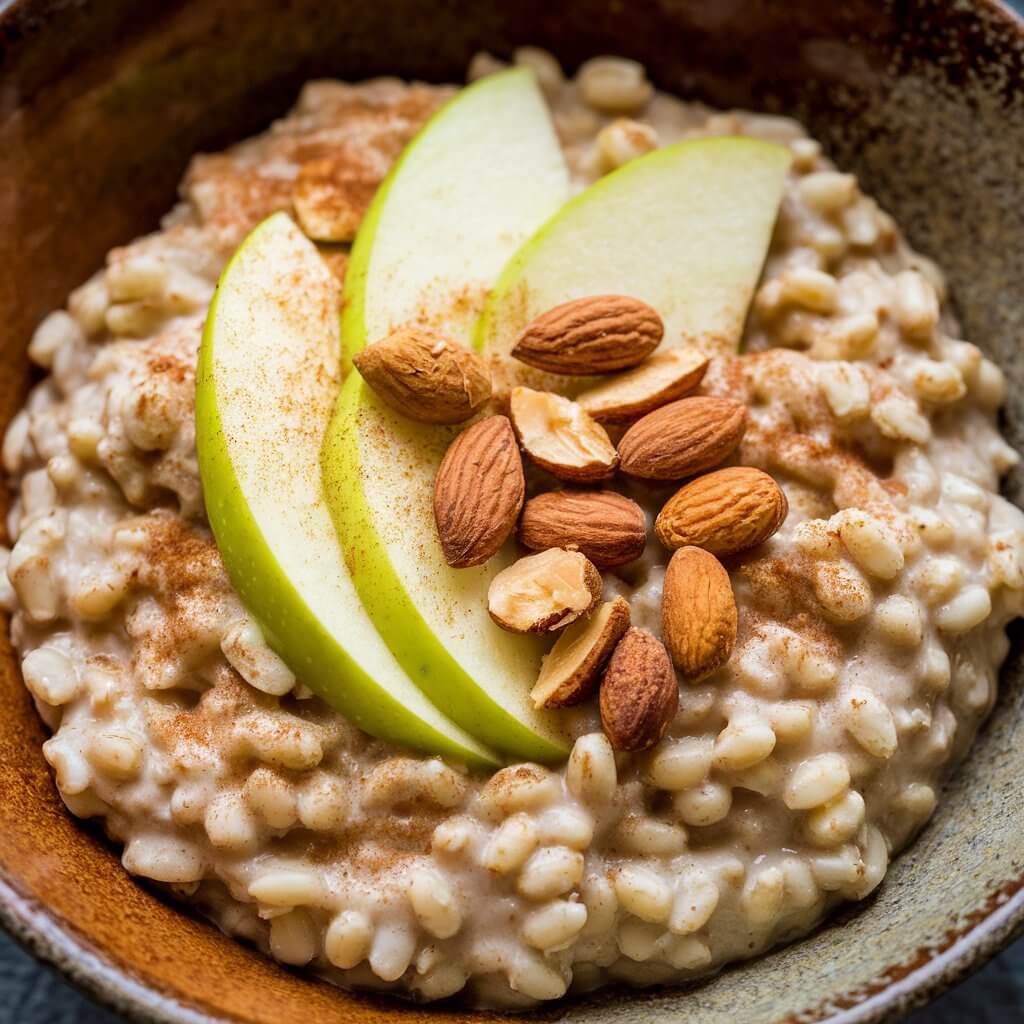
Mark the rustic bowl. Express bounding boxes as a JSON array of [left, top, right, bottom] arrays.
[[3, 0, 1024, 1020]]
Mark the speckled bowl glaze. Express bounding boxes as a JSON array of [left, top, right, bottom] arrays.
[[2, 0, 1024, 1020]]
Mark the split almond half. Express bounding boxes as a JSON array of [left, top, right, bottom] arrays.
[[577, 348, 710, 424], [618, 396, 747, 481], [656, 466, 788, 556], [520, 490, 647, 568], [488, 548, 602, 633], [434, 415, 524, 568], [292, 157, 376, 243], [531, 596, 632, 708], [510, 387, 618, 482], [511, 295, 663, 375], [599, 627, 679, 751], [662, 546, 737, 680], [355, 326, 492, 425]]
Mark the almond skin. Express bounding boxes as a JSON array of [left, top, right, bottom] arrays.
[[520, 491, 647, 568], [531, 597, 632, 708], [599, 627, 679, 751], [488, 548, 602, 633], [510, 387, 618, 482], [656, 467, 788, 555], [662, 546, 737, 680], [434, 416, 524, 567], [355, 326, 492, 425], [618, 396, 747, 480], [511, 295, 663, 375], [577, 348, 710, 424]]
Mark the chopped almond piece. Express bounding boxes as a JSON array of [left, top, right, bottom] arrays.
[[577, 348, 710, 424], [510, 387, 618, 482], [488, 548, 602, 634], [292, 157, 376, 242], [531, 597, 632, 708]]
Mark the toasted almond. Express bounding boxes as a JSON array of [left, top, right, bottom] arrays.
[[520, 490, 647, 568], [511, 295, 663, 375], [510, 387, 618, 482], [599, 627, 678, 751], [354, 326, 492, 425], [292, 157, 376, 242], [434, 416, 524, 567], [488, 548, 602, 633], [531, 597, 632, 708], [577, 348, 710, 424], [618, 396, 747, 481], [656, 467, 788, 556], [661, 546, 737, 680]]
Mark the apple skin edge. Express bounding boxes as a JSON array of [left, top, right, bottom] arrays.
[[322, 379, 568, 762], [338, 138, 387, 373], [196, 212, 499, 768], [341, 66, 571, 366], [323, 68, 573, 763]]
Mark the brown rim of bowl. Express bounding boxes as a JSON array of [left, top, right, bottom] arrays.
[[3, 0, 1024, 1020], [2, 835, 1023, 1024], [0, 874, 211, 1024]]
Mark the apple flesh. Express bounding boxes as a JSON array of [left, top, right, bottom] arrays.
[[196, 212, 497, 767], [477, 136, 792, 378], [323, 69, 572, 761], [342, 67, 572, 362]]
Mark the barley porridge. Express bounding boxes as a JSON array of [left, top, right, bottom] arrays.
[[3, 48, 1024, 1007]]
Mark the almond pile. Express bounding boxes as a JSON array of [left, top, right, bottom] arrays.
[[354, 295, 789, 753]]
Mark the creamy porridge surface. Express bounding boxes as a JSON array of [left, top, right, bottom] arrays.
[[3, 50, 1024, 1006]]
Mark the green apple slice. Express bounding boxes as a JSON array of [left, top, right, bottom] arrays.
[[342, 66, 572, 363], [196, 212, 497, 767], [477, 136, 791, 378], [323, 69, 572, 761]]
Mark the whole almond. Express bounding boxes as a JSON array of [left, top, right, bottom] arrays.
[[488, 548, 602, 633], [618, 396, 747, 480], [434, 416, 524, 567], [511, 295, 663, 375], [656, 467, 788, 555], [355, 326, 492, 425], [520, 491, 646, 567], [531, 596, 631, 708], [510, 387, 618, 482], [662, 546, 737, 680], [578, 347, 710, 424], [599, 627, 679, 751]]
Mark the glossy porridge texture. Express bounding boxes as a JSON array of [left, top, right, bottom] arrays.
[[3, 50, 1024, 1006]]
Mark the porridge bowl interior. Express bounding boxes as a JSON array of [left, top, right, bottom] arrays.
[[3, 1, 1024, 1022]]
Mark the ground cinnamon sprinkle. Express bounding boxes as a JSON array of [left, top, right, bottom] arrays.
[[5, 61, 1022, 1010], [146, 352, 191, 384], [141, 513, 227, 594]]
